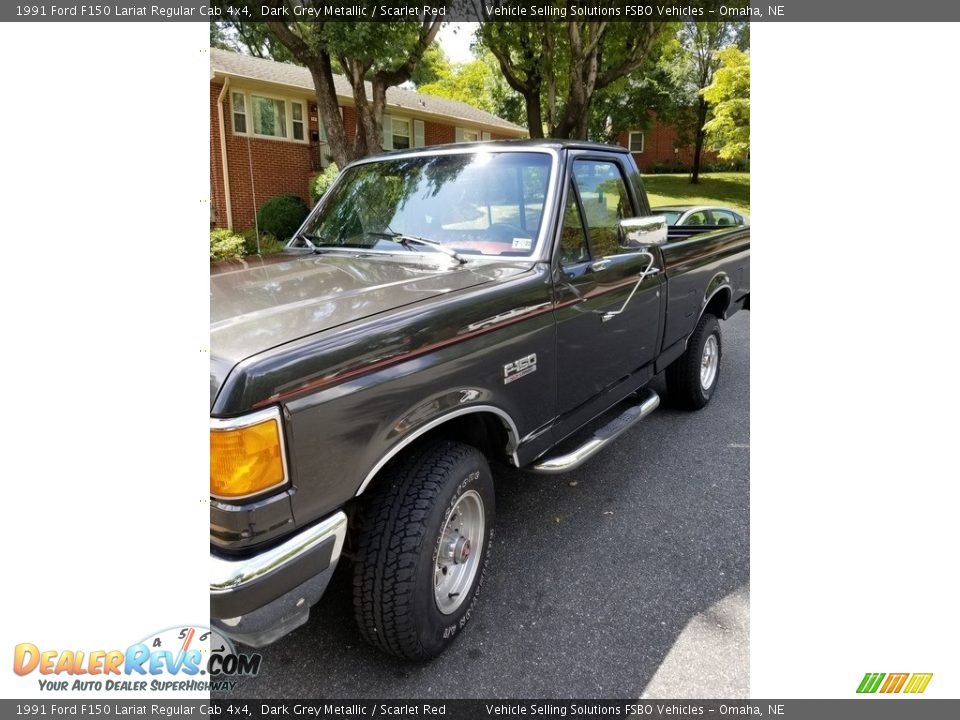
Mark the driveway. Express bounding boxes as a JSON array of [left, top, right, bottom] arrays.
[[221, 312, 750, 698]]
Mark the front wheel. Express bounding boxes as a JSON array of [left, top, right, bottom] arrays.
[[352, 440, 495, 660], [666, 314, 722, 410]]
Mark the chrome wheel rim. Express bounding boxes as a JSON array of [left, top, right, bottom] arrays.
[[700, 334, 719, 390], [434, 489, 484, 615]]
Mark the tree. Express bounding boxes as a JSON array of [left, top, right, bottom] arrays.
[[417, 56, 500, 114], [411, 43, 450, 87], [587, 48, 682, 145], [702, 47, 750, 161], [210, 18, 295, 62], [477, 20, 667, 140], [253, 4, 442, 165], [673, 21, 748, 183]]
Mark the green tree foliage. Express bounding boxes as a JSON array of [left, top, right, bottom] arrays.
[[311, 163, 341, 202], [671, 21, 749, 183], [418, 56, 500, 114], [210, 17, 295, 62], [477, 20, 669, 139], [411, 43, 450, 87], [702, 47, 750, 160]]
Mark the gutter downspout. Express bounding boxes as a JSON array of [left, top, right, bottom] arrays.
[[216, 77, 234, 231]]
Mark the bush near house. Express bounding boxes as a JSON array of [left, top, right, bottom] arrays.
[[210, 229, 245, 261], [256, 193, 309, 241], [241, 228, 287, 256], [311, 163, 340, 202]]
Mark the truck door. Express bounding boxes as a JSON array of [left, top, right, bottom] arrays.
[[553, 155, 664, 422]]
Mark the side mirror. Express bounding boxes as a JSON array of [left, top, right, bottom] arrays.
[[618, 216, 668, 247]]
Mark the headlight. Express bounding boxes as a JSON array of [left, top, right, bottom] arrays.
[[210, 407, 288, 500]]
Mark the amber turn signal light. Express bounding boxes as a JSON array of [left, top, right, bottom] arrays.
[[210, 409, 287, 500]]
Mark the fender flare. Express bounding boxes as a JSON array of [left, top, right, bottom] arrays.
[[701, 273, 733, 321], [354, 403, 520, 497]]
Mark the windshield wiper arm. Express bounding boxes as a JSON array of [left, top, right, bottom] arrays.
[[368, 231, 467, 265]]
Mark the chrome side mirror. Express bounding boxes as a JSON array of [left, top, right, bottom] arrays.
[[618, 215, 668, 247]]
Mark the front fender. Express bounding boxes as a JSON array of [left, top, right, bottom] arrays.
[[354, 393, 521, 496]]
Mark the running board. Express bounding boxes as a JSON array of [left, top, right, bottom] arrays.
[[528, 388, 660, 475]]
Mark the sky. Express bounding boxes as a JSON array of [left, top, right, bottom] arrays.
[[437, 22, 480, 63]]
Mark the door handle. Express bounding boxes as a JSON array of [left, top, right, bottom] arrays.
[[590, 259, 609, 272], [599, 251, 657, 323]]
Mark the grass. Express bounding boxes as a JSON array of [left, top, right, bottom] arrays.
[[642, 172, 750, 215]]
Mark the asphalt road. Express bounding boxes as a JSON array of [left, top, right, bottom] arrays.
[[223, 312, 750, 699]]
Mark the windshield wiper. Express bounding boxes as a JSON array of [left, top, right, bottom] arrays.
[[368, 231, 467, 265]]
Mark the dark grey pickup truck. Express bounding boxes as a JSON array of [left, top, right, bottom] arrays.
[[210, 140, 749, 659]]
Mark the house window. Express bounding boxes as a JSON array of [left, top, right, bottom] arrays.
[[392, 118, 411, 150], [462, 129, 480, 142], [628, 131, 644, 153], [231, 92, 246, 133], [252, 95, 287, 138], [230, 90, 308, 143], [292, 102, 304, 141]]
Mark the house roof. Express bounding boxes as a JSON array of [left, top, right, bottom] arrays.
[[210, 48, 527, 135]]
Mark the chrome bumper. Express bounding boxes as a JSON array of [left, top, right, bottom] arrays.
[[210, 511, 347, 647]]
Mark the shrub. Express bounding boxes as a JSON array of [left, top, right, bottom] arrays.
[[210, 229, 245, 262], [311, 163, 340, 202], [648, 161, 689, 174], [256, 193, 309, 241], [241, 228, 287, 256]]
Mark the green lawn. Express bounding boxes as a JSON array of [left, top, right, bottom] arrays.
[[642, 172, 750, 215]]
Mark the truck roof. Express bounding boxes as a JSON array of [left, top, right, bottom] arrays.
[[378, 138, 631, 156]]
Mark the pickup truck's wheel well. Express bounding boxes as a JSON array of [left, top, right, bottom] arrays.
[[703, 287, 732, 321], [343, 411, 511, 563], [356, 411, 510, 502], [403, 412, 511, 468]]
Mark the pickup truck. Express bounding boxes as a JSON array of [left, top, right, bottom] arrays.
[[210, 140, 749, 660]]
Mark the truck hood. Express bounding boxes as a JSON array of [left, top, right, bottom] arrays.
[[210, 252, 529, 407]]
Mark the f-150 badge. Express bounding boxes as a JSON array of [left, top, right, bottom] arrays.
[[504, 354, 537, 384]]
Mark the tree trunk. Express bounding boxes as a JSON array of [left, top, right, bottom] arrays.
[[691, 97, 709, 184], [308, 61, 353, 168], [545, 27, 556, 135], [525, 90, 545, 138], [346, 59, 379, 157]]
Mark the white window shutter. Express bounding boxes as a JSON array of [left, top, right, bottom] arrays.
[[414, 119, 425, 147], [382, 115, 393, 150], [481, 131, 491, 141], [455, 127, 465, 143]]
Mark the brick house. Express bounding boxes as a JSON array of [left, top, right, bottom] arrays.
[[615, 123, 720, 173], [210, 49, 528, 231]]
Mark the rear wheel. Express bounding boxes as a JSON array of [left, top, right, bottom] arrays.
[[666, 314, 722, 410], [352, 440, 494, 659]]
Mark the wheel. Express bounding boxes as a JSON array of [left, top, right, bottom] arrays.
[[666, 313, 722, 410], [352, 440, 495, 660]]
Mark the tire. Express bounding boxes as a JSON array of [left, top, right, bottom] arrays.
[[666, 313, 722, 410], [352, 440, 495, 660]]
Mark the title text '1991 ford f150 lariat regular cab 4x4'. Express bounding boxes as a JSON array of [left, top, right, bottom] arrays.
[[210, 140, 749, 660]]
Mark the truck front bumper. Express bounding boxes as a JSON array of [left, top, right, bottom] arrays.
[[210, 511, 347, 647]]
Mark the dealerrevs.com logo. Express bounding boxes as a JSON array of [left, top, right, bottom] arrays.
[[857, 672, 933, 694], [13, 626, 261, 693]]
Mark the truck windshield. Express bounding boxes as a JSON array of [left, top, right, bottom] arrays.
[[299, 151, 553, 258]]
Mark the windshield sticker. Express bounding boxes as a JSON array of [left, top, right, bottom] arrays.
[[512, 238, 533, 251]]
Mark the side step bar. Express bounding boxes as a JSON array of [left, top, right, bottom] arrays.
[[528, 388, 660, 475]]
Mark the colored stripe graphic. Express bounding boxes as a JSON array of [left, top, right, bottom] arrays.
[[880, 673, 909, 693], [856, 673, 885, 693], [858, 672, 933, 694], [904, 673, 933, 694]]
